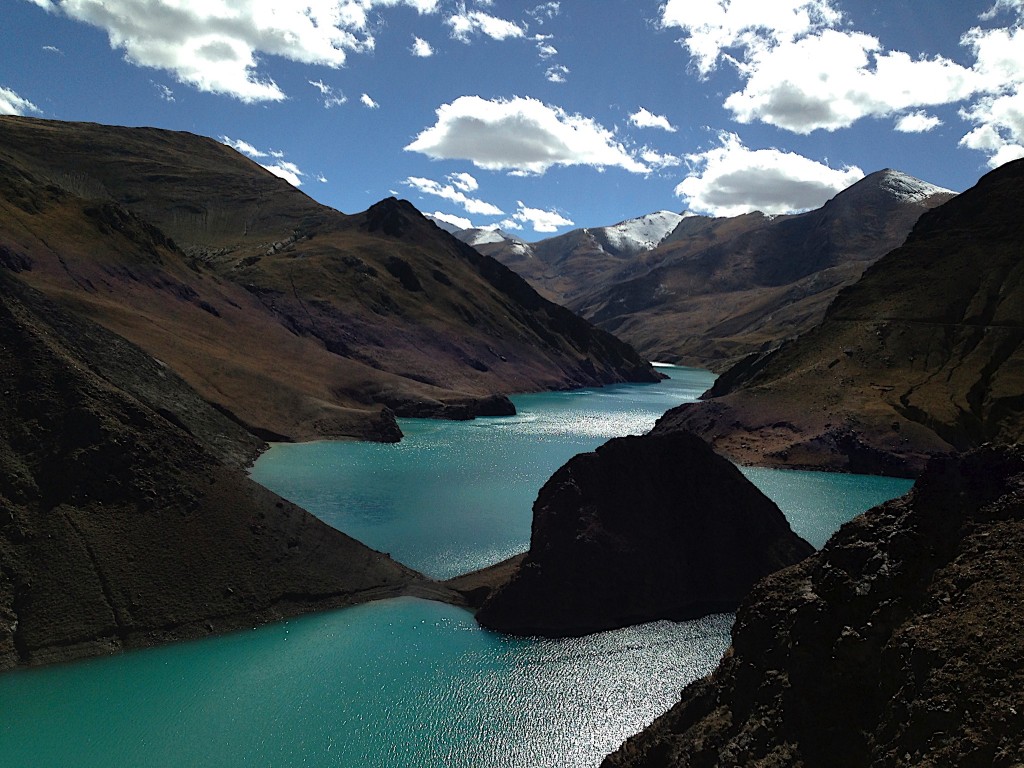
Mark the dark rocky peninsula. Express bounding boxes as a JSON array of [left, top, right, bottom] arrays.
[[473, 430, 813, 637], [603, 442, 1024, 766]]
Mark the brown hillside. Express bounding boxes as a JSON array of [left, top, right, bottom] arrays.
[[658, 159, 1024, 476], [0, 116, 657, 443]]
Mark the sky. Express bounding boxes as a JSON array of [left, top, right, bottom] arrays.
[[2, 0, 1023, 237]]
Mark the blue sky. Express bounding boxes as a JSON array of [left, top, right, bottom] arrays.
[[2, 0, 1023, 236]]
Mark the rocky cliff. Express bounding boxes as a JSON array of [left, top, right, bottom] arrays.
[[603, 443, 1024, 767], [474, 431, 813, 637], [659, 159, 1024, 476], [0, 273, 450, 671]]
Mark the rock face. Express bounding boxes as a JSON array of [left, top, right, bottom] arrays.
[[660, 158, 1024, 476], [474, 431, 813, 637], [0, 274, 447, 671], [0, 116, 658, 444], [603, 443, 1024, 768]]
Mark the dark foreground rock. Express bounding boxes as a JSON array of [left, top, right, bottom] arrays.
[[474, 431, 813, 637], [0, 274, 451, 671], [603, 444, 1024, 768]]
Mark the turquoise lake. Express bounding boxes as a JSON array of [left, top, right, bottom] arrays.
[[0, 367, 913, 767]]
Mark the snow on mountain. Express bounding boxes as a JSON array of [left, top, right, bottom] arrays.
[[599, 211, 685, 253], [879, 170, 956, 204]]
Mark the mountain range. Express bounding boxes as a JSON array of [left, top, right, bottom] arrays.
[[457, 170, 955, 370]]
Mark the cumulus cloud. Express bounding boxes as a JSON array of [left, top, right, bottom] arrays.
[[499, 201, 573, 234], [428, 210, 473, 230], [447, 10, 525, 42], [534, 35, 558, 58], [404, 175, 504, 216], [448, 171, 479, 192], [411, 36, 434, 56], [309, 79, 347, 108], [221, 136, 305, 186], [641, 148, 683, 169], [529, 2, 560, 23], [153, 82, 175, 102], [629, 107, 676, 132], [895, 111, 943, 133], [661, 0, 842, 76], [675, 132, 863, 217], [405, 95, 648, 175], [0, 86, 41, 116], [42, 45, 63, 54], [38, 0, 440, 102], [545, 64, 569, 83], [659, 0, 1024, 156], [360, 93, 380, 108]]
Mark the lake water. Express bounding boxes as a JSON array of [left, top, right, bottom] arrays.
[[0, 368, 913, 767]]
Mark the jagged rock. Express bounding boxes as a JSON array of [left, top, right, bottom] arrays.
[[475, 431, 813, 637], [603, 444, 1024, 767]]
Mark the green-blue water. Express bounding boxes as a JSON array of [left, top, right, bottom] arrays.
[[0, 368, 913, 767]]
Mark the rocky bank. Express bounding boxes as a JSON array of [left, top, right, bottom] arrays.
[[603, 443, 1024, 767]]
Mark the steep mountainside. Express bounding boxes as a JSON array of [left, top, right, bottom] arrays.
[[0, 273, 449, 671], [658, 158, 1024, 477], [0, 116, 657, 443], [460, 211, 685, 305], [604, 444, 1024, 767], [471, 172, 953, 370]]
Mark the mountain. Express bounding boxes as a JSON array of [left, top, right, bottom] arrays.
[[0, 272, 452, 670], [0, 116, 658, 444], [457, 210, 685, 306], [469, 171, 954, 370], [603, 443, 1024, 767], [657, 159, 1024, 477]]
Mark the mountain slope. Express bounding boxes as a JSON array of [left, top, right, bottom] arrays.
[[577, 170, 956, 368], [657, 159, 1024, 476], [0, 272, 447, 671], [0, 116, 658, 443]]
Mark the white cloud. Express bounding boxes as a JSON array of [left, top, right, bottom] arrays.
[[40, 0, 441, 102], [222, 136, 267, 158], [675, 132, 863, 217], [0, 86, 41, 115], [25, 0, 55, 9], [534, 35, 557, 58], [529, 3, 560, 23], [723, 30, 980, 134], [629, 107, 677, 132], [360, 93, 380, 108], [447, 171, 478, 192], [42, 45, 63, 54], [641, 148, 683, 169], [895, 111, 942, 133], [545, 64, 569, 83], [406, 95, 648, 175], [221, 136, 305, 186], [153, 82, 175, 102], [263, 161, 304, 187], [404, 176, 504, 215], [309, 79, 347, 108], [500, 201, 573, 234], [660, 0, 842, 76], [411, 36, 434, 56], [428, 210, 473, 229], [447, 10, 525, 43], [316, 173, 329, 183], [958, 24, 1024, 165]]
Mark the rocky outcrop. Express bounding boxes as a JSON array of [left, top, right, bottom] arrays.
[[659, 158, 1024, 476], [0, 273, 451, 671], [474, 431, 813, 637], [603, 444, 1024, 768]]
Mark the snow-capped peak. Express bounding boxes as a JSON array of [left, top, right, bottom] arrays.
[[601, 210, 685, 253], [879, 170, 955, 204]]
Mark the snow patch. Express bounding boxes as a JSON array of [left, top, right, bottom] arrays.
[[601, 211, 685, 253], [880, 170, 955, 204]]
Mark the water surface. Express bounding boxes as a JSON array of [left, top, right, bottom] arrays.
[[0, 367, 912, 768]]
